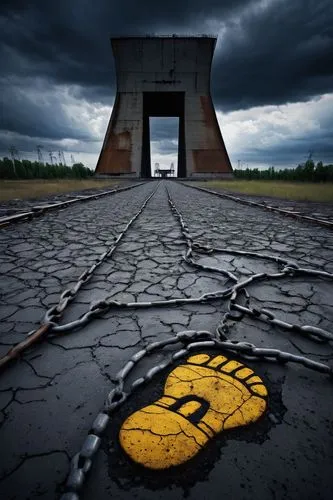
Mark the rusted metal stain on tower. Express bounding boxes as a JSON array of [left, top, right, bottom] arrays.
[[95, 91, 133, 174], [101, 149, 131, 174], [199, 96, 222, 145], [191, 96, 232, 174], [96, 128, 132, 174], [96, 36, 233, 177], [192, 150, 228, 173], [106, 130, 131, 150]]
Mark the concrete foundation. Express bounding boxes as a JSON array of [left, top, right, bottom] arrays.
[[95, 36, 233, 178]]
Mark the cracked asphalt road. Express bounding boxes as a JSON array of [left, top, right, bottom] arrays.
[[0, 180, 332, 500]]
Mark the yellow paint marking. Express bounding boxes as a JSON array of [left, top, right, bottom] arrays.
[[197, 421, 215, 438], [157, 396, 176, 407], [236, 367, 253, 379], [119, 354, 268, 469], [204, 355, 228, 368], [247, 375, 262, 384], [187, 354, 210, 365], [251, 384, 268, 397], [220, 360, 243, 372], [177, 400, 202, 417]]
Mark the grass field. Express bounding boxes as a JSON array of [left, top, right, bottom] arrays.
[[0, 179, 120, 202], [197, 180, 333, 203]]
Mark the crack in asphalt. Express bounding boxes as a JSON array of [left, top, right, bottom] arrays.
[[0, 181, 332, 498]]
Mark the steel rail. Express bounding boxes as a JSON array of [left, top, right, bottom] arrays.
[[0, 180, 331, 497], [0, 181, 147, 229], [0, 182, 160, 370], [181, 182, 333, 230]]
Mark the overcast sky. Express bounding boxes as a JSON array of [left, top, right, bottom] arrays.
[[0, 0, 332, 170]]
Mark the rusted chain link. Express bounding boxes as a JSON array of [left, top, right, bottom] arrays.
[[1, 181, 332, 498], [46, 188, 333, 341], [0, 183, 160, 370], [60, 184, 332, 499], [2, 183, 332, 372]]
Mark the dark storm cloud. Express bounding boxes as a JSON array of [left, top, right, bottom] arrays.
[[0, 0, 332, 162], [0, 0, 250, 99], [153, 139, 179, 155], [212, 0, 333, 110], [0, 78, 93, 141], [150, 118, 179, 142], [2, 0, 331, 109], [0, 0, 252, 148]]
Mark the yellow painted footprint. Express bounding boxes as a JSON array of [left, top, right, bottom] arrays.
[[119, 354, 268, 469]]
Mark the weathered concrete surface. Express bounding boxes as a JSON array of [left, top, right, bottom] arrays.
[[191, 182, 333, 224], [96, 36, 233, 177], [0, 181, 135, 217], [0, 181, 332, 499]]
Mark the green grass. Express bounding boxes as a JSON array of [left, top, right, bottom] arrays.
[[196, 180, 333, 203], [0, 179, 120, 202]]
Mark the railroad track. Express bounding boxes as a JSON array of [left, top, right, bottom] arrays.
[[0, 181, 145, 229], [0, 180, 332, 499], [1, 180, 332, 370], [183, 182, 333, 229]]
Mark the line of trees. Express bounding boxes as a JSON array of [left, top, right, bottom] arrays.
[[233, 160, 333, 182], [0, 157, 93, 179]]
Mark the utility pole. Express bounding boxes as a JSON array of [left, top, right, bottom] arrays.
[[71, 154, 75, 165], [36, 145, 44, 165], [9, 146, 18, 176], [49, 151, 55, 165], [58, 151, 63, 165], [61, 151, 66, 166]]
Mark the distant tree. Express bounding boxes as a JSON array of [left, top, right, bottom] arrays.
[[0, 158, 93, 180], [0, 157, 16, 178], [232, 160, 333, 183]]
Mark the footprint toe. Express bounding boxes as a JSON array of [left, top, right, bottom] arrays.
[[119, 352, 268, 469]]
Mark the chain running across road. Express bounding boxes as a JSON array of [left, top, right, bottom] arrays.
[[56, 184, 333, 499], [0, 182, 332, 498], [2, 181, 332, 369], [0, 182, 160, 369]]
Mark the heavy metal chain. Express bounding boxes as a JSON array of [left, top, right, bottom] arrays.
[[0, 182, 160, 369], [59, 184, 333, 499], [165, 186, 333, 343], [2, 182, 332, 371], [0, 180, 331, 497], [60, 328, 333, 499]]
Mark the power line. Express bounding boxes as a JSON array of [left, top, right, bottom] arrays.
[[36, 145, 44, 165], [9, 146, 18, 176], [49, 151, 56, 165]]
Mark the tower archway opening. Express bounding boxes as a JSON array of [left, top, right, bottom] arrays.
[[141, 92, 186, 178], [150, 117, 179, 178], [95, 36, 233, 178]]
